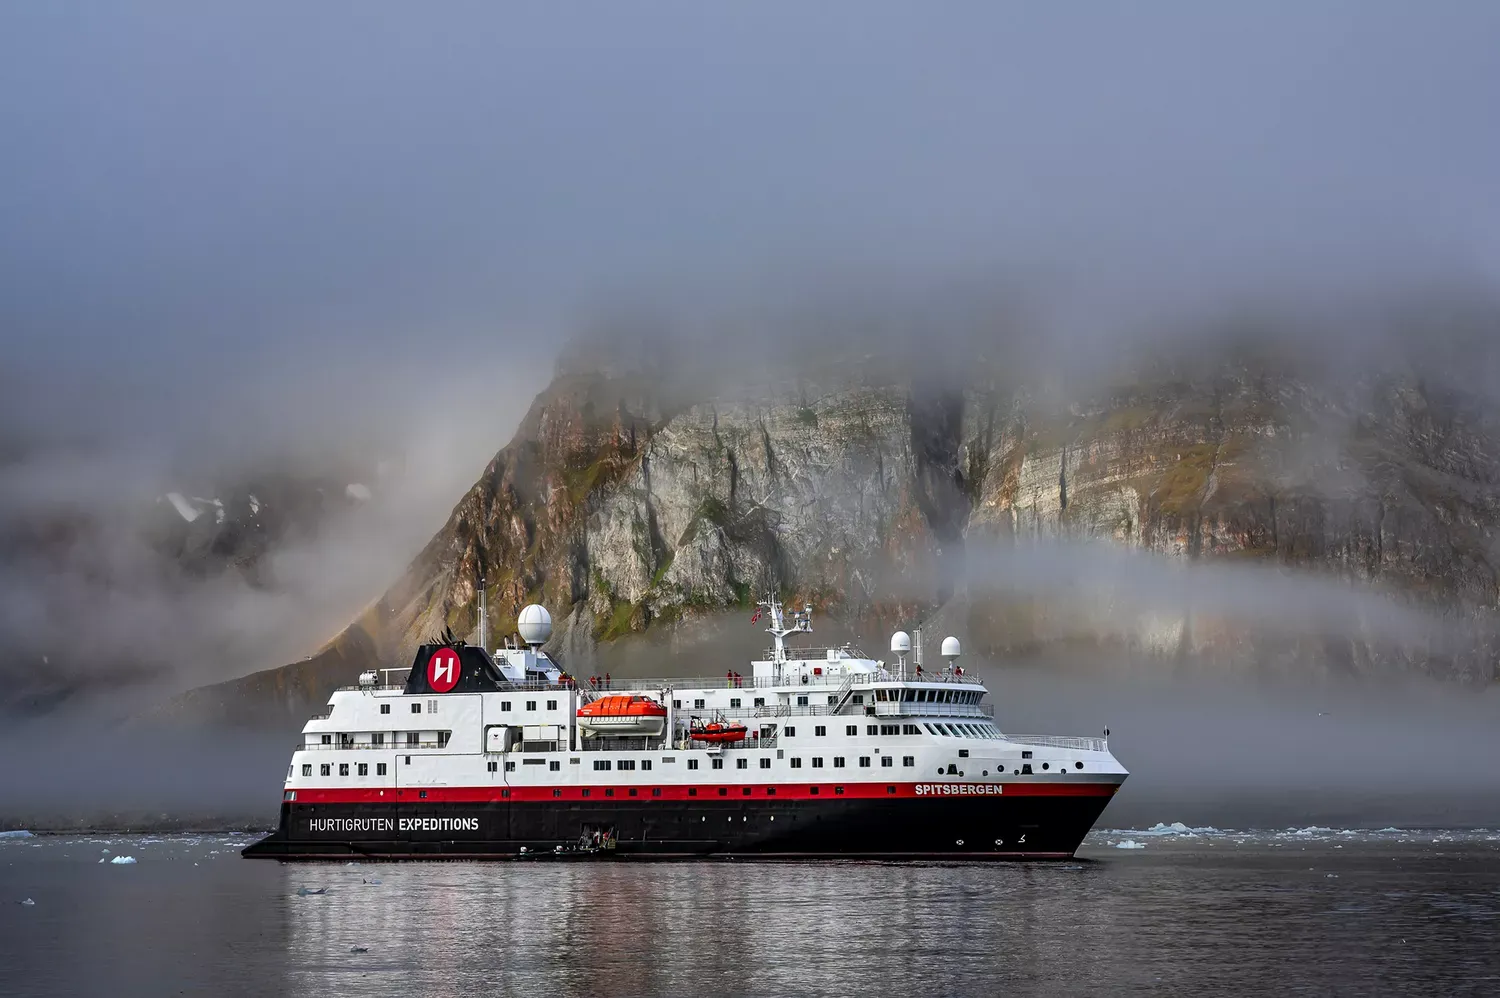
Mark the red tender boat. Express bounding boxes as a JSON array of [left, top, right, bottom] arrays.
[[689, 720, 749, 743]]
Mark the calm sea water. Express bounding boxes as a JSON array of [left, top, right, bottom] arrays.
[[4, 827, 1499, 997]]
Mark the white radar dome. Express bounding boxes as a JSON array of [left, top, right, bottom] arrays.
[[517, 604, 553, 646], [941, 636, 961, 659], [890, 630, 912, 655]]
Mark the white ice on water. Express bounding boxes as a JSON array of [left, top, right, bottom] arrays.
[[0, 830, 35, 839], [1113, 840, 1147, 849], [109, 855, 137, 864]]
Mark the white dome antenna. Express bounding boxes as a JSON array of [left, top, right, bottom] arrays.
[[517, 604, 553, 647], [941, 636, 961, 660], [890, 630, 911, 655]]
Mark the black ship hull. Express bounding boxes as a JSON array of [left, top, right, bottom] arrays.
[[242, 785, 1119, 860]]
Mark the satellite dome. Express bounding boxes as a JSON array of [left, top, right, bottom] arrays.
[[890, 630, 912, 654], [941, 636, 961, 659], [517, 604, 553, 646]]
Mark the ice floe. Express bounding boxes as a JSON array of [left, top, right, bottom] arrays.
[[109, 855, 137, 864], [1113, 839, 1147, 850], [0, 830, 35, 839]]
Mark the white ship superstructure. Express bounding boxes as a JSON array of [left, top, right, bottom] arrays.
[[246, 597, 1127, 859]]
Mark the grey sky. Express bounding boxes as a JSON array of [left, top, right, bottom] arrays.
[[5, 3, 1498, 394]]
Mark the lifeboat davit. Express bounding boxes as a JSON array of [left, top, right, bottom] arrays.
[[689, 721, 749, 744], [576, 695, 667, 737]]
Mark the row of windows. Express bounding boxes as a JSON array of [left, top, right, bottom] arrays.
[[305, 762, 388, 777], [926, 721, 1000, 739], [319, 732, 451, 747], [782, 723, 926, 738], [875, 688, 981, 705], [788, 756, 908, 768], [592, 760, 655, 771], [497, 699, 559, 712]]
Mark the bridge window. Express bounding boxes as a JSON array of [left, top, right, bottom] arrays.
[[301, 764, 312, 777], [377, 764, 387, 776], [339, 764, 349, 776], [759, 758, 771, 769], [358, 763, 368, 776], [320, 764, 330, 776], [380, 704, 390, 714], [815, 725, 826, 736], [846, 725, 857, 735]]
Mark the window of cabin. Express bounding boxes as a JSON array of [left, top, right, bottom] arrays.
[[796, 695, 808, 706], [827, 695, 838, 705], [376, 763, 387, 776], [320, 764, 331, 776], [301, 764, 312, 776], [785, 726, 796, 737], [687, 759, 699, 770], [867, 725, 878, 735], [754, 697, 765, 707], [833, 757, 846, 767], [958, 749, 969, 758], [790, 758, 802, 768], [846, 725, 857, 735], [321, 734, 332, 744], [338, 764, 349, 776], [358, 763, 368, 776], [815, 725, 826, 736], [811, 757, 824, 768], [380, 703, 391, 714], [760, 758, 771, 769], [437, 732, 451, 748], [372, 733, 384, 746], [501, 701, 511, 711], [852, 694, 864, 705], [730, 698, 741, 708], [881, 757, 893, 767], [673, 699, 681, 708], [618, 760, 636, 771], [712, 758, 724, 770], [550, 761, 560, 771], [406, 732, 419, 746], [525, 700, 536, 711], [903, 724, 921, 735], [487, 761, 497, 773], [411, 703, 421, 714], [593, 760, 611, 771], [859, 757, 871, 767], [737, 758, 748, 769], [694, 698, 705, 709], [902, 756, 915, 766], [505, 761, 515, 771], [546, 699, 557, 710], [641, 760, 652, 771]]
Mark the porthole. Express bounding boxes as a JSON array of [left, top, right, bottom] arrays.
[[982, 770, 989, 776], [1042, 762, 1050, 770], [1013, 769, 1020, 775], [1075, 761, 1084, 769]]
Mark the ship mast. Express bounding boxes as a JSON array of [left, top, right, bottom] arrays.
[[759, 593, 811, 667]]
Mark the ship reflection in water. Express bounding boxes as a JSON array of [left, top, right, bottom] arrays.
[[6, 833, 1500, 996]]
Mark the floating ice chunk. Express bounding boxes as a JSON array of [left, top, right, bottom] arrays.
[[1114, 840, 1147, 849], [19, 898, 35, 905], [0, 830, 34, 839], [1288, 826, 1336, 837], [296, 887, 327, 896], [109, 856, 136, 864]]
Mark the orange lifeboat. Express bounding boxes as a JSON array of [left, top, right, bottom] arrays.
[[576, 695, 667, 737], [689, 720, 749, 744]]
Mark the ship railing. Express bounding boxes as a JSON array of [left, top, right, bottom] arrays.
[[1003, 734, 1109, 753], [301, 740, 446, 751], [332, 685, 405, 694], [606, 671, 986, 693], [748, 702, 994, 719]]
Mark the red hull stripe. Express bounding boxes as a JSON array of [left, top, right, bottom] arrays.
[[288, 781, 1120, 804]]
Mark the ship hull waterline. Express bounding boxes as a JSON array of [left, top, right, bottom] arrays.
[[242, 784, 1120, 860]]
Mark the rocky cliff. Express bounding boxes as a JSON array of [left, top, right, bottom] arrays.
[[168, 320, 1500, 725]]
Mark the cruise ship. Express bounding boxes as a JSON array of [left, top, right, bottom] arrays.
[[243, 598, 1127, 860]]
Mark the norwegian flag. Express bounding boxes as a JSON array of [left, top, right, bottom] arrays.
[[750, 609, 762, 624]]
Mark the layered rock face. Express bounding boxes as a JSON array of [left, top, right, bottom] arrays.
[[173, 328, 1500, 724]]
